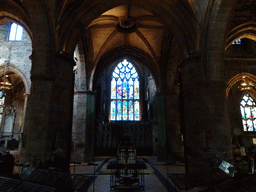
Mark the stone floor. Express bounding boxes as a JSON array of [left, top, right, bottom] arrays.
[[11, 156, 213, 191], [68, 156, 207, 192]]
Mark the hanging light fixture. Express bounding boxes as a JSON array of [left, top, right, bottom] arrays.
[[238, 76, 254, 91], [0, 61, 13, 98]]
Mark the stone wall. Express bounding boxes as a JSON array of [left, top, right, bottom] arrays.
[[225, 38, 256, 148], [0, 22, 32, 86], [0, 22, 32, 150]]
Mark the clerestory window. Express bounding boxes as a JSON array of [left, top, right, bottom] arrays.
[[110, 59, 140, 121], [240, 93, 256, 132], [9, 23, 23, 41]]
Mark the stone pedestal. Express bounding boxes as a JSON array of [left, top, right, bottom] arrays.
[[180, 55, 233, 172]]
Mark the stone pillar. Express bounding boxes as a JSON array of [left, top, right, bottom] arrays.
[[21, 53, 75, 165], [165, 90, 184, 163], [72, 91, 87, 162], [179, 55, 233, 173], [19, 93, 29, 151], [84, 91, 95, 162], [155, 92, 167, 161]]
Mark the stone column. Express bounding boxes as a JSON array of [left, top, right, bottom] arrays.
[[21, 53, 75, 165], [155, 92, 167, 161], [72, 91, 87, 162], [84, 91, 95, 162], [179, 55, 233, 173], [18, 93, 29, 151], [165, 90, 184, 163]]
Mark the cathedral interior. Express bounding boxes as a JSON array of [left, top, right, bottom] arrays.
[[1, 0, 256, 191]]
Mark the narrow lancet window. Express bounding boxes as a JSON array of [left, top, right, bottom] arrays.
[[9, 23, 23, 41]]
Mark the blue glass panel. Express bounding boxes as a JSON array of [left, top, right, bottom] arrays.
[[125, 66, 130, 73], [111, 79, 117, 99], [123, 80, 128, 99], [123, 101, 128, 120], [111, 101, 116, 120], [134, 101, 139, 121], [117, 78, 122, 99], [120, 72, 125, 79], [134, 79, 139, 99], [128, 79, 133, 99], [117, 101, 122, 120], [128, 101, 133, 121]]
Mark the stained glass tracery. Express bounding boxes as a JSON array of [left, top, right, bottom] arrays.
[[240, 93, 256, 132], [110, 59, 140, 121]]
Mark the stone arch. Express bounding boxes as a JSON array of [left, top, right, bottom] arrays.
[[92, 46, 160, 92], [0, 64, 30, 94], [225, 22, 256, 49], [57, 0, 198, 57], [202, 0, 235, 80], [0, 11, 33, 40]]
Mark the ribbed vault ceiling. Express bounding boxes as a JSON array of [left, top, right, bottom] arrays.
[[87, 4, 164, 65]]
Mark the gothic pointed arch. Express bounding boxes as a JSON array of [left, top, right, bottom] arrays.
[[110, 59, 140, 121], [92, 46, 160, 92], [0, 64, 30, 94]]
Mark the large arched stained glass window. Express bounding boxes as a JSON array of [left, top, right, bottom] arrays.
[[110, 59, 140, 121], [240, 93, 256, 132]]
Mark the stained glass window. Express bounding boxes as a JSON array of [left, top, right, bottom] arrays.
[[110, 59, 140, 121], [0, 91, 4, 127], [240, 93, 256, 132], [9, 23, 23, 41], [232, 39, 241, 45]]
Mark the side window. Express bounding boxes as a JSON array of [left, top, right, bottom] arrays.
[[240, 93, 256, 132], [9, 23, 23, 41]]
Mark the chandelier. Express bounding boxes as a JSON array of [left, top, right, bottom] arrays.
[[0, 61, 13, 98], [238, 76, 254, 91]]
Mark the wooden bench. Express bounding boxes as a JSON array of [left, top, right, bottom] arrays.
[[20, 168, 95, 192], [169, 169, 231, 191], [10, 181, 56, 192], [0, 176, 21, 192], [65, 175, 96, 191], [200, 175, 256, 192]]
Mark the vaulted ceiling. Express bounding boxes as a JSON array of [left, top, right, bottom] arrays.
[[87, 4, 165, 65]]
